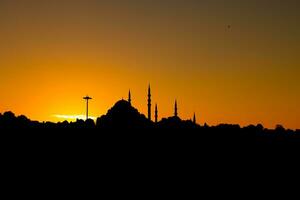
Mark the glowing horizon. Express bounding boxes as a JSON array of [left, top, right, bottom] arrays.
[[0, 1, 299, 129]]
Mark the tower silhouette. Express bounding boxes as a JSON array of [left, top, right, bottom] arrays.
[[155, 103, 158, 123], [128, 90, 131, 105], [174, 100, 178, 117], [83, 95, 92, 120], [148, 85, 151, 121], [193, 113, 196, 124]]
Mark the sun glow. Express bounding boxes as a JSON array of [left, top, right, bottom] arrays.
[[0, 1, 299, 129]]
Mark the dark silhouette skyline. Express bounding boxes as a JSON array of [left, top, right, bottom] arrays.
[[1, 85, 299, 131], [1, 109, 300, 145], [0, 86, 299, 145], [1, 85, 300, 145], [1, 1, 299, 130]]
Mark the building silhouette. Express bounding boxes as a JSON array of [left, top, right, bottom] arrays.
[[2, 83, 300, 145], [155, 104, 158, 123], [193, 113, 196, 124], [96, 99, 151, 129], [101, 85, 196, 125], [128, 90, 131, 105], [174, 100, 178, 117], [124, 86, 185, 123], [148, 84, 151, 121]]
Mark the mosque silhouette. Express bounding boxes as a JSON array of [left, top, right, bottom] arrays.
[[96, 85, 197, 129], [1, 85, 300, 145]]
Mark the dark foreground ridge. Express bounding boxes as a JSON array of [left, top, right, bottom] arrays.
[[1, 99, 300, 146]]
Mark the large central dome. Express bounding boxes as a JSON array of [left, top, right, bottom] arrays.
[[96, 100, 152, 129]]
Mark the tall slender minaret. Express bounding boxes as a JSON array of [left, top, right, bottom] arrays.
[[193, 113, 196, 124], [147, 84, 151, 121], [174, 100, 178, 117], [155, 103, 158, 123], [128, 90, 131, 105]]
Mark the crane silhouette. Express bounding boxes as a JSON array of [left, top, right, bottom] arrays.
[[83, 95, 92, 120]]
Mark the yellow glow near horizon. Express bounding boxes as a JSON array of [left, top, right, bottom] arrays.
[[0, 1, 299, 129]]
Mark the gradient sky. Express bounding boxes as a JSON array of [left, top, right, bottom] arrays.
[[0, 0, 299, 129]]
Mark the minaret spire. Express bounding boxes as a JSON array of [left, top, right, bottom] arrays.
[[147, 84, 151, 121], [128, 89, 131, 105], [193, 113, 196, 124], [174, 100, 178, 117], [155, 103, 158, 123]]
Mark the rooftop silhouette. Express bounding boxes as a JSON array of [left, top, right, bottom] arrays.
[[96, 99, 152, 129], [0, 86, 299, 145]]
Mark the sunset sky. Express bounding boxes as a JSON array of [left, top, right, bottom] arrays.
[[0, 0, 299, 129]]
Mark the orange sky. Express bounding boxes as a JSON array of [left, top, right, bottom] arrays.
[[0, 0, 299, 129]]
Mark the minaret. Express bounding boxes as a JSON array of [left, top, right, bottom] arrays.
[[147, 84, 151, 121], [174, 100, 178, 117], [128, 90, 131, 105], [155, 104, 158, 123], [193, 113, 196, 124]]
